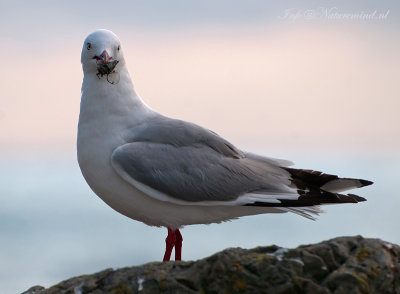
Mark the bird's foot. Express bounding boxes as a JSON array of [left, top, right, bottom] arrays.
[[175, 229, 183, 261], [163, 228, 183, 262]]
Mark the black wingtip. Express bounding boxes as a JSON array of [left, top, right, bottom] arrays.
[[359, 179, 373, 187], [348, 194, 367, 202]]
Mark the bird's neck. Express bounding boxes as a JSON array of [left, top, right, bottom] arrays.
[[80, 66, 155, 126]]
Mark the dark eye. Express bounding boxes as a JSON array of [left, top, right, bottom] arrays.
[[117, 45, 120, 51], [86, 43, 91, 50]]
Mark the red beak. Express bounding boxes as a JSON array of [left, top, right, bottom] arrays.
[[100, 50, 110, 63], [93, 50, 112, 63]]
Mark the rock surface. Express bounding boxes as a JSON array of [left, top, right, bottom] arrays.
[[23, 236, 400, 294]]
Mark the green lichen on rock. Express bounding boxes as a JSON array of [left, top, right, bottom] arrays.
[[112, 283, 133, 294], [355, 246, 373, 261], [23, 236, 400, 294], [369, 264, 379, 278], [233, 280, 247, 292]]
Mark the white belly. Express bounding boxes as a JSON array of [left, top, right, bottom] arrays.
[[77, 123, 163, 226]]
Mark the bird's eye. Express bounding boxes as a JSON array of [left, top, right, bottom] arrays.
[[87, 43, 91, 50], [117, 45, 120, 51]]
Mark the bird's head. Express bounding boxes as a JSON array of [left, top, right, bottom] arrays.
[[81, 29, 124, 84]]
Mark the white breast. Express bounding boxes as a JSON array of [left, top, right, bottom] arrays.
[[77, 73, 157, 222]]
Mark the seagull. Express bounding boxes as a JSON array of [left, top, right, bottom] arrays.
[[77, 29, 372, 262]]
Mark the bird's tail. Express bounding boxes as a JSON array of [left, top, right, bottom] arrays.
[[283, 167, 373, 204], [244, 167, 372, 219]]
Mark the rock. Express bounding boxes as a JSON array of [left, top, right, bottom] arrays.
[[24, 236, 400, 294], [21, 286, 46, 294]]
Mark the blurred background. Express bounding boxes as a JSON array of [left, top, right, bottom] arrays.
[[0, 0, 399, 292]]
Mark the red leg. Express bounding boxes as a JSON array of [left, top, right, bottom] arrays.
[[163, 228, 176, 262], [174, 229, 183, 261]]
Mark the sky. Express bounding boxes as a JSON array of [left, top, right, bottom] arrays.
[[0, 1, 399, 293]]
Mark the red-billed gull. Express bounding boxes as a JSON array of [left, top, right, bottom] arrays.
[[77, 29, 372, 262]]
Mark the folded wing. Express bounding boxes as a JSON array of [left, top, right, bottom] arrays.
[[111, 117, 372, 210]]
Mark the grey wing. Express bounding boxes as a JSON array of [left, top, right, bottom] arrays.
[[125, 116, 244, 159], [111, 141, 297, 205], [113, 116, 370, 207]]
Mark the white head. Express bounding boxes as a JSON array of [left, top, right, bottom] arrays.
[[81, 29, 125, 78]]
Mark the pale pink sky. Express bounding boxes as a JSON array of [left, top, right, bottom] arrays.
[[1, 24, 398, 155]]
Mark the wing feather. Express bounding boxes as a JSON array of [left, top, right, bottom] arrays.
[[111, 142, 296, 205]]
